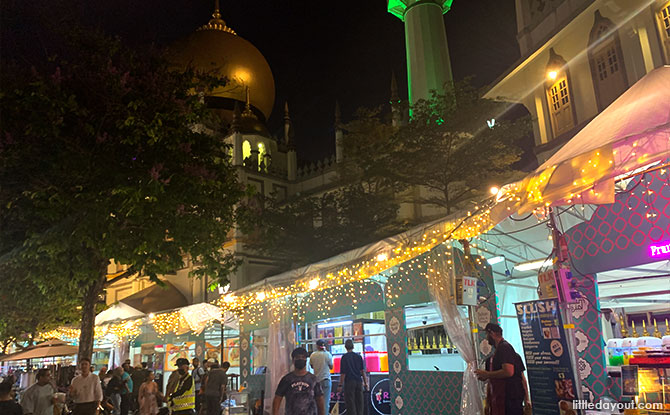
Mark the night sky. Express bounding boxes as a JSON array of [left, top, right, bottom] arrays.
[[3, 0, 520, 162]]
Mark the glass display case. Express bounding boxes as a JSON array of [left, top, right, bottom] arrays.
[[404, 302, 466, 372], [311, 316, 388, 375]]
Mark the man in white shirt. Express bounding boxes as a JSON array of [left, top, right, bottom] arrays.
[[309, 340, 334, 413], [69, 358, 103, 415], [21, 368, 56, 415]]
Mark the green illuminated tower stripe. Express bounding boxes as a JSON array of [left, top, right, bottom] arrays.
[[388, 0, 454, 106]]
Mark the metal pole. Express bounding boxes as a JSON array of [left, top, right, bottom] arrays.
[[548, 208, 585, 407], [220, 321, 224, 363]]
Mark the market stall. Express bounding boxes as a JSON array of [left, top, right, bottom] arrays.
[[219, 66, 670, 415]]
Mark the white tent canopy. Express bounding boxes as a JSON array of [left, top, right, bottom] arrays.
[[231, 66, 670, 305], [539, 65, 670, 171], [495, 66, 670, 216], [95, 302, 145, 325]]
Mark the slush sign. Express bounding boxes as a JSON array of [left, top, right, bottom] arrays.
[[648, 240, 670, 258]]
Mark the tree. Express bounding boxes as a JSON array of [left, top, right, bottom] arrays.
[[385, 81, 530, 214], [240, 81, 529, 268], [239, 184, 402, 270], [0, 19, 243, 361], [0, 269, 82, 354]]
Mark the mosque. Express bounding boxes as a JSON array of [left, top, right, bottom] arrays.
[[104, 1, 456, 305]]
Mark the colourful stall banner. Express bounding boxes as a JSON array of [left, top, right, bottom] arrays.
[[164, 342, 194, 371], [516, 298, 578, 415]]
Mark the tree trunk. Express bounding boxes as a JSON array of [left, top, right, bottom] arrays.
[[77, 273, 106, 362]]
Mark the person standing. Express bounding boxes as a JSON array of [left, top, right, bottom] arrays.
[[0, 379, 22, 415], [191, 358, 205, 414], [310, 340, 334, 413], [203, 362, 228, 415], [336, 340, 367, 415], [20, 368, 56, 415], [99, 366, 109, 399], [120, 362, 134, 415], [106, 367, 125, 415], [137, 371, 162, 415], [164, 368, 181, 406], [169, 358, 195, 415], [475, 323, 530, 415], [69, 358, 103, 415], [131, 364, 147, 413], [273, 347, 325, 415]]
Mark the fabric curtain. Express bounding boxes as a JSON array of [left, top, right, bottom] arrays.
[[263, 297, 296, 415], [426, 247, 483, 415], [110, 340, 129, 368]]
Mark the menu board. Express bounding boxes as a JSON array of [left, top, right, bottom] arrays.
[[516, 298, 577, 415]]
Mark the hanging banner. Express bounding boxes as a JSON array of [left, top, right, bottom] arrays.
[[460, 276, 479, 306], [516, 298, 577, 415]]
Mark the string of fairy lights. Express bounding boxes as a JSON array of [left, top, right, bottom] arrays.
[[39, 144, 668, 342], [40, 320, 143, 345]]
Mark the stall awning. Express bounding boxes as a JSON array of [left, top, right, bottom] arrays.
[[120, 281, 188, 314], [95, 302, 145, 325], [495, 66, 670, 218], [0, 340, 77, 361], [220, 68, 670, 311]]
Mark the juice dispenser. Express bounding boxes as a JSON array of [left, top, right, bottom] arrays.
[[622, 338, 638, 365], [607, 338, 624, 366]]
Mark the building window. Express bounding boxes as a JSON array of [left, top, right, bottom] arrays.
[[588, 11, 628, 111], [547, 76, 574, 136], [657, 2, 670, 63], [257, 142, 268, 171], [545, 48, 575, 138], [661, 3, 670, 37], [242, 140, 251, 163]]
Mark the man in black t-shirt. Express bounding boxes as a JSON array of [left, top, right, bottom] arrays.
[[336, 339, 368, 415], [273, 347, 325, 415], [475, 323, 530, 415], [0, 379, 22, 415]]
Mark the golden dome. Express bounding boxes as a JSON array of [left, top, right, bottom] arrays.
[[169, 7, 275, 120]]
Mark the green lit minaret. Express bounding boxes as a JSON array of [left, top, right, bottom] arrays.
[[388, 0, 454, 106]]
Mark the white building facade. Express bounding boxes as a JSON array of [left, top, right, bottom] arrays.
[[486, 0, 670, 163]]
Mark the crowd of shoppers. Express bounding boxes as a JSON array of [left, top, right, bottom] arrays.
[[3, 355, 232, 415]]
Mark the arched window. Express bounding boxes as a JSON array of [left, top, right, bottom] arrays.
[[257, 142, 266, 171], [545, 48, 575, 137], [588, 11, 628, 111], [656, 2, 670, 63], [242, 140, 251, 165]]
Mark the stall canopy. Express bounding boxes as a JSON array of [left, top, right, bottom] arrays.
[[220, 65, 670, 322], [0, 340, 77, 361], [95, 302, 145, 325], [495, 65, 670, 218], [120, 281, 188, 314], [176, 303, 238, 334]]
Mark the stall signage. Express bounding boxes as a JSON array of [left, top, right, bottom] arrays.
[[461, 276, 478, 306], [648, 240, 670, 258], [537, 269, 558, 299], [516, 298, 578, 415], [141, 343, 155, 355], [370, 378, 391, 415], [621, 365, 639, 396]]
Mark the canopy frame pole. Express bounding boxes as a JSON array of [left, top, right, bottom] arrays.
[[548, 207, 585, 404]]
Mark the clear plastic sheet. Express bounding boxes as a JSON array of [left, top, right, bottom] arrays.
[[263, 297, 296, 415], [426, 247, 484, 415], [109, 339, 130, 369]]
